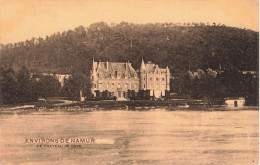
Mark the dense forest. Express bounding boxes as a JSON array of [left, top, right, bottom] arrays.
[[0, 22, 258, 105], [0, 22, 258, 74]]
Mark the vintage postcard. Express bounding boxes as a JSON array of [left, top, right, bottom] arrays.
[[0, 0, 259, 164]]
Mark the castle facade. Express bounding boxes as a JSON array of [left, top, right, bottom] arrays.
[[90, 59, 170, 100]]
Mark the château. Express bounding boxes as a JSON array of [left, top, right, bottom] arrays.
[[90, 59, 170, 100]]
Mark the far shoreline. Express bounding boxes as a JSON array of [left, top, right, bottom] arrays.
[[0, 99, 258, 112]]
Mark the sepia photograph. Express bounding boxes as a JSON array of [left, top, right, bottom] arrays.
[[0, 0, 259, 164]]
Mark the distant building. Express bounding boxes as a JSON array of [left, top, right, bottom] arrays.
[[42, 73, 71, 87], [242, 71, 257, 78], [225, 97, 245, 107], [90, 59, 170, 100]]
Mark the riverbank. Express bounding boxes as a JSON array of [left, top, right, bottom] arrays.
[[35, 99, 202, 110], [0, 98, 258, 112]]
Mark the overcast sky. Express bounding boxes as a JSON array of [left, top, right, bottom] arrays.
[[0, 0, 259, 44]]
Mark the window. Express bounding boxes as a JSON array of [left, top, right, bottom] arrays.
[[144, 77, 145, 80], [135, 83, 137, 89], [150, 77, 152, 81], [125, 83, 128, 89], [117, 83, 121, 88], [99, 83, 102, 88], [144, 84, 146, 88], [156, 77, 159, 81], [97, 74, 99, 78], [162, 78, 165, 81], [94, 84, 97, 88], [112, 83, 114, 89], [109, 74, 112, 78]]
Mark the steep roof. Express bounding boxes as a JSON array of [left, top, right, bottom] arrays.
[[93, 61, 137, 76], [145, 63, 166, 73]]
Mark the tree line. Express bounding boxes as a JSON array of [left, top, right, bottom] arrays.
[[171, 68, 258, 105], [0, 66, 91, 104], [0, 22, 258, 105], [0, 22, 258, 74]]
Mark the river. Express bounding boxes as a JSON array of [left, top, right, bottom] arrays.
[[0, 108, 258, 164]]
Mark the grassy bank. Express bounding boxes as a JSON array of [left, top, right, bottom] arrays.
[[34, 99, 204, 110]]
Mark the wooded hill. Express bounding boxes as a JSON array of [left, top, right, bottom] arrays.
[[0, 22, 258, 74]]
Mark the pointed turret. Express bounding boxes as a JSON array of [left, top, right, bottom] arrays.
[[140, 57, 146, 90], [166, 66, 170, 91], [140, 57, 146, 71], [92, 58, 96, 73], [91, 58, 97, 96], [166, 66, 169, 73]]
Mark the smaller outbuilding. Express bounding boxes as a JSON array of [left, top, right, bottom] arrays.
[[224, 97, 245, 107]]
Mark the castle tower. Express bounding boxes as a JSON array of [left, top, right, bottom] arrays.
[[166, 66, 170, 91], [92, 59, 97, 81], [140, 58, 146, 90]]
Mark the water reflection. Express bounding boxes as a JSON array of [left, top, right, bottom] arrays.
[[0, 108, 258, 164]]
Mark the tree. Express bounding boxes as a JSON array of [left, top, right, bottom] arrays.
[[188, 68, 221, 105], [0, 67, 19, 104], [62, 73, 92, 101], [17, 66, 33, 102], [37, 75, 61, 99]]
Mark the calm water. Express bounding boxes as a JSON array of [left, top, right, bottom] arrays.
[[0, 108, 258, 165]]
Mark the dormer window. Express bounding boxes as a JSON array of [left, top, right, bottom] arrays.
[[117, 83, 121, 88]]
